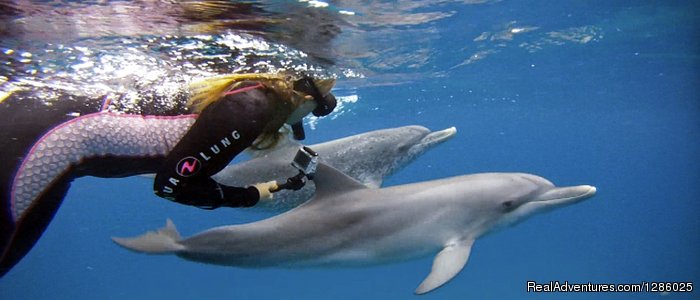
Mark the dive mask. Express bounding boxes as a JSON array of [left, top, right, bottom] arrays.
[[291, 77, 337, 140], [293, 77, 337, 117]]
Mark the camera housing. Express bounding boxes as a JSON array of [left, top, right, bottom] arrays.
[[291, 146, 319, 178]]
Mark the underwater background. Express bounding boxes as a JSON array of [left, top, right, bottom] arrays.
[[1, 0, 698, 299]]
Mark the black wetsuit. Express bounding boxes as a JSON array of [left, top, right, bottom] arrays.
[[153, 82, 278, 208], [0, 81, 286, 277]]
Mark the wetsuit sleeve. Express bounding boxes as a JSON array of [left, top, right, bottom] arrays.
[[153, 84, 276, 209]]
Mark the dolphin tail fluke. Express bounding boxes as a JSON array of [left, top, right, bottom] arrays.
[[415, 238, 474, 295], [112, 219, 185, 254]]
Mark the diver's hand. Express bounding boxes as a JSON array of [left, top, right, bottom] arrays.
[[253, 181, 278, 200]]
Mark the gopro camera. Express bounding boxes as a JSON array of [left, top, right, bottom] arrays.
[[291, 146, 318, 178]]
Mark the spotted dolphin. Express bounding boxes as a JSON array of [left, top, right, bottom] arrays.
[[113, 163, 596, 294], [214, 125, 457, 210]]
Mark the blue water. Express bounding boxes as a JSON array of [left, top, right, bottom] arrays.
[[2, 1, 699, 299]]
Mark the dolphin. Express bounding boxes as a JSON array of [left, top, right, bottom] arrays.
[[113, 163, 597, 294], [213, 125, 457, 211]]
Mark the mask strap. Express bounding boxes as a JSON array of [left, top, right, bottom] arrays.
[[222, 83, 264, 96]]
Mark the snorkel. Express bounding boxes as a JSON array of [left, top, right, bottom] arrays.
[[288, 77, 337, 140]]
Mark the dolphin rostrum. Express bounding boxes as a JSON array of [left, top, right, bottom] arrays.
[[114, 163, 596, 294], [214, 125, 457, 211]]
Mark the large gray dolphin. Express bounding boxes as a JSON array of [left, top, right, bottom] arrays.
[[114, 164, 597, 294], [213, 125, 457, 211]]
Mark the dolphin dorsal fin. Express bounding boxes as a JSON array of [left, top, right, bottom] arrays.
[[313, 163, 368, 198]]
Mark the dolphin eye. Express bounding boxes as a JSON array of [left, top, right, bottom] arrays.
[[502, 201, 514, 210]]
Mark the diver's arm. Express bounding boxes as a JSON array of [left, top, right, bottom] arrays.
[[153, 83, 277, 208]]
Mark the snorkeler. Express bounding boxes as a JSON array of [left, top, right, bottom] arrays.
[[0, 73, 337, 277]]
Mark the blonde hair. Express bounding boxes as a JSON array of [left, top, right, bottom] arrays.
[[187, 73, 334, 149], [188, 73, 297, 113]]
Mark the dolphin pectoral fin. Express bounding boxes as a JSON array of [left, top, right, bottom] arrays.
[[415, 238, 474, 295], [112, 219, 185, 254]]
